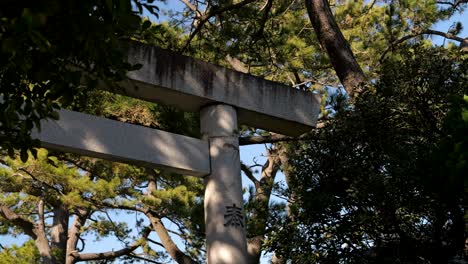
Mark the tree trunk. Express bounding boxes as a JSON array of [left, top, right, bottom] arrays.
[[268, 146, 298, 263], [147, 214, 197, 264], [66, 209, 90, 264], [35, 199, 55, 264], [146, 175, 196, 264], [50, 203, 69, 263], [304, 0, 366, 98], [246, 149, 280, 264]]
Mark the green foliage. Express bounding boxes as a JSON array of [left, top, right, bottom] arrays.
[[0, 146, 205, 262], [0, 0, 158, 159], [267, 46, 468, 263], [81, 90, 200, 137], [0, 240, 40, 264]]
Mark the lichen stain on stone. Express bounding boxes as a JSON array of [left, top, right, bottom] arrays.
[[223, 70, 242, 104], [152, 48, 186, 90], [200, 63, 215, 97]]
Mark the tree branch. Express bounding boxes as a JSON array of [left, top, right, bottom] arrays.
[[91, 199, 147, 214], [225, 55, 249, 73], [37, 199, 45, 235], [240, 133, 295, 145], [0, 205, 36, 239], [241, 162, 260, 185], [147, 237, 165, 248], [304, 0, 366, 98], [127, 253, 164, 264], [146, 213, 197, 264], [180, 0, 257, 52], [18, 167, 64, 196], [180, 0, 200, 14], [36, 199, 54, 263], [437, 0, 468, 9], [145, 175, 197, 264], [74, 227, 151, 262], [255, 0, 274, 38], [362, 0, 377, 15], [246, 148, 280, 263], [380, 29, 468, 62], [67, 208, 90, 259]]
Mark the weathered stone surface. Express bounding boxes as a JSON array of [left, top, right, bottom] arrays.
[[119, 42, 320, 136], [200, 104, 247, 264], [32, 110, 210, 177]]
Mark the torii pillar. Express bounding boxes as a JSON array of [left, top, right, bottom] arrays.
[[201, 104, 246, 263]]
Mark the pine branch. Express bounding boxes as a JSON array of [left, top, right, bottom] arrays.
[[305, 0, 366, 97], [73, 227, 151, 262], [18, 167, 64, 196], [380, 29, 467, 62], [225, 55, 249, 73], [239, 134, 292, 145], [146, 213, 198, 264], [0, 205, 37, 239], [180, 0, 257, 52], [437, 0, 468, 9], [241, 162, 260, 185], [35, 199, 54, 261], [37, 199, 46, 236], [127, 253, 164, 264], [67, 209, 90, 256], [239, 131, 322, 145], [144, 175, 198, 264], [147, 237, 165, 248], [91, 199, 147, 214], [180, 0, 199, 14], [255, 0, 274, 38]]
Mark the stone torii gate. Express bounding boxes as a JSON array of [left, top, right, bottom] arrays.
[[33, 42, 320, 263]]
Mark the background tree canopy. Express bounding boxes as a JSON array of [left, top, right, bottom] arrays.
[[1, 0, 467, 263], [269, 46, 468, 263]]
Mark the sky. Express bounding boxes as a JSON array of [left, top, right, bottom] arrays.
[[1, 1, 468, 263]]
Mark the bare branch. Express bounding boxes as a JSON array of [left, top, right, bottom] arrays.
[[239, 129, 327, 145], [421, 29, 466, 42], [166, 228, 195, 246]]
